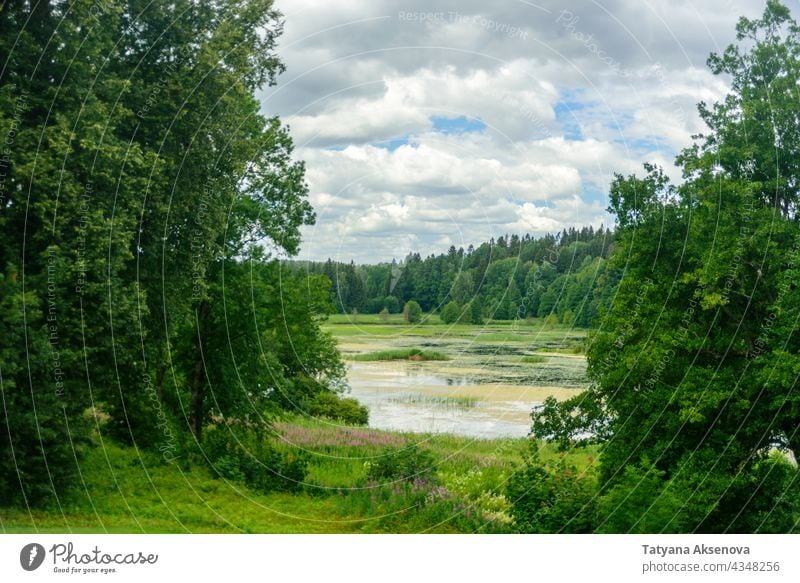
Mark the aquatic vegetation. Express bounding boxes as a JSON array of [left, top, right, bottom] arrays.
[[353, 348, 450, 361], [388, 394, 482, 409]]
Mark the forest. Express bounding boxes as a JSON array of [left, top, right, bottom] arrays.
[[294, 225, 616, 327]]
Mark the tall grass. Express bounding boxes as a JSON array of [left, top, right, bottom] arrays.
[[389, 393, 481, 409], [353, 348, 450, 361]]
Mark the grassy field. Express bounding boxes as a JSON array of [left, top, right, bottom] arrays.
[[324, 313, 588, 347], [0, 418, 597, 534]]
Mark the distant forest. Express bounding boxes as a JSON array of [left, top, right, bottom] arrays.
[[293, 225, 617, 327]]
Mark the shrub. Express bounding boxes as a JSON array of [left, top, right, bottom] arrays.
[[441, 300, 461, 324], [308, 392, 369, 425], [366, 445, 436, 482], [379, 307, 390, 322], [202, 427, 308, 493], [384, 295, 401, 313], [594, 462, 688, 533], [507, 452, 597, 533], [403, 300, 423, 323]]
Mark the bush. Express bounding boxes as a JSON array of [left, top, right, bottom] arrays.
[[366, 445, 436, 482], [202, 427, 308, 493], [594, 462, 688, 533], [384, 295, 401, 313], [308, 392, 369, 425], [403, 300, 423, 323], [364, 297, 385, 314], [507, 452, 597, 533], [379, 307, 390, 322], [440, 300, 461, 324]]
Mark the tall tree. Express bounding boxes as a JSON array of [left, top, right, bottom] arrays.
[[532, 0, 800, 532]]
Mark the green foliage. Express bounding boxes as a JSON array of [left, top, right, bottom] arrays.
[[403, 300, 423, 323], [0, 0, 333, 502], [365, 445, 437, 483], [594, 462, 690, 533], [467, 296, 484, 324], [440, 300, 461, 324], [202, 427, 308, 493], [294, 227, 614, 319], [507, 451, 597, 533], [530, 394, 610, 451], [352, 348, 449, 362], [532, 0, 800, 533], [308, 392, 369, 425]]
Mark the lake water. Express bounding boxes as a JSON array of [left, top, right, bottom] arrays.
[[346, 360, 584, 438]]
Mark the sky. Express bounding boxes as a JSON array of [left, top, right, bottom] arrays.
[[262, 0, 769, 264]]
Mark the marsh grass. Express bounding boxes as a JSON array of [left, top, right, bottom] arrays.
[[389, 393, 482, 409], [353, 348, 450, 362]]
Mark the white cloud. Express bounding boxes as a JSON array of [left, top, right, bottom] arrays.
[[267, 0, 782, 262]]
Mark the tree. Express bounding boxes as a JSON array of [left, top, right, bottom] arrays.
[[440, 301, 461, 324], [532, 1, 800, 532], [0, 0, 157, 501], [384, 295, 401, 314], [403, 300, 423, 324], [467, 296, 484, 325], [0, 0, 322, 501], [181, 261, 344, 439], [451, 271, 475, 305]]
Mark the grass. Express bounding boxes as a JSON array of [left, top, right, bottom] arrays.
[[536, 344, 585, 355], [0, 441, 352, 534], [0, 418, 598, 533], [521, 355, 548, 364], [388, 394, 482, 409], [352, 347, 450, 362]]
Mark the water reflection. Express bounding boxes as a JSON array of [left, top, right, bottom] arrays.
[[346, 361, 581, 439]]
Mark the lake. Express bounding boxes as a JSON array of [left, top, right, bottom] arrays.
[[326, 315, 589, 438]]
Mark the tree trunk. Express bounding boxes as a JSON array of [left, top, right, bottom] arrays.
[[189, 300, 210, 441]]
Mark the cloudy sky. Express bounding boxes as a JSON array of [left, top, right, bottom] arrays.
[[261, 0, 768, 263]]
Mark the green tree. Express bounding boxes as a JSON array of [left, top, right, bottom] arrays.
[[440, 301, 461, 324], [0, 0, 157, 501], [403, 300, 423, 324], [467, 296, 484, 325], [533, 1, 800, 532], [451, 271, 475, 306]]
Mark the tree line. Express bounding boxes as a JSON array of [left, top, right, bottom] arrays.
[[294, 225, 616, 327]]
